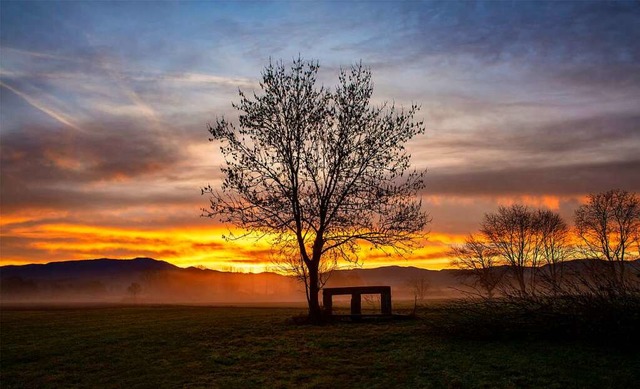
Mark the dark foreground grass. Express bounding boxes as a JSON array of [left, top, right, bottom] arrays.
[[1, 304, 638, 388]]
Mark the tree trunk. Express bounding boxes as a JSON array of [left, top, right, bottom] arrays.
[[307, 261, 323, 324], [515, 267, 527, 296], [617, 259, 626, 293]]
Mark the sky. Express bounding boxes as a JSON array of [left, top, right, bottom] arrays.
[[1, 1, 639, 271]]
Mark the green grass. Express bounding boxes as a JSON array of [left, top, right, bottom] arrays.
[[1, 304, 638, 388]]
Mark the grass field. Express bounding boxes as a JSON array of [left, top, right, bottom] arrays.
[[1, 304, 638, 388]]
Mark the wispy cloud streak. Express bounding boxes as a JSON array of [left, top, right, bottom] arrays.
[[0, 80, 82, 131]]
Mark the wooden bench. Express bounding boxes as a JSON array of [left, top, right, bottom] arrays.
[[322, 286, 392, 316]]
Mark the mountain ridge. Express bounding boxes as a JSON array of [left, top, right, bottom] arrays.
[[0, 257, 453, 274], [2, 257, 638, 304], [0, 257, 178, 279], [0, 257, 459, 303]]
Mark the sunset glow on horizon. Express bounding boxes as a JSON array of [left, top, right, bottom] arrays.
[[0, 193, 598, 272], [1, 2, 639, 271]]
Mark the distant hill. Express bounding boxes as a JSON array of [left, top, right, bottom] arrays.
[[0, 257, 300, 303], [0, 257, 465, 303], [2, 257, 638, 304], [0, 257, 177, 280]]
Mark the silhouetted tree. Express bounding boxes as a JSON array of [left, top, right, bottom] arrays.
[[480, 205, 540, 296], [203, 58, 429, 322], [480, 205, 571, 296], [450, 234, 503, 299], [536, 209, 572, 296], [127, 282, 142, 302], [0, 276, 38, 297], [575, 189, 640, 293], [406, 275, 430, 307]]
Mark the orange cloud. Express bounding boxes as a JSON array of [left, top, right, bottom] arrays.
[[495, 195, 561, 210], [426, 194, 584, 211]]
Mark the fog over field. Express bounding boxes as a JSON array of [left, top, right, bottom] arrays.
[[0, 257, 468, 304]]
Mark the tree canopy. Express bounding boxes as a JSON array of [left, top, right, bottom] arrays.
[[202, 58, 429, 321]]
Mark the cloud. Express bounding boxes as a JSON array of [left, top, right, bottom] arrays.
[[0, 81, 83, 131], [1, 121, 183, 182], [1, 1, 638, 269], [0, 117, 201, 217], [381, 2, 640, 66], [354, 2, 640, 114], [0, 219, 275, 269], [426, 159, 640, 197], [420, 113, 640, 169]]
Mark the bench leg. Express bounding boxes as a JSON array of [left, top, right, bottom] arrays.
[[381, 292, 392, 315], [323, 291, 333, 315], [351, 293, 361, 315]]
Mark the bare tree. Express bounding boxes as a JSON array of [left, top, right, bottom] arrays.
[[127, 282, 142, 302], [535, 209, 572, 296], [363, 294, 381, 312], [480, 205, 541, 296], [450, 234, 503, 299], [574, 189, 640, 293], [406, 275, 431, 306], [202, 58, 429, 322]]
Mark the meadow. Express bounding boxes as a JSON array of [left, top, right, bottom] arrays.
[[1, 304, 638, 388]]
